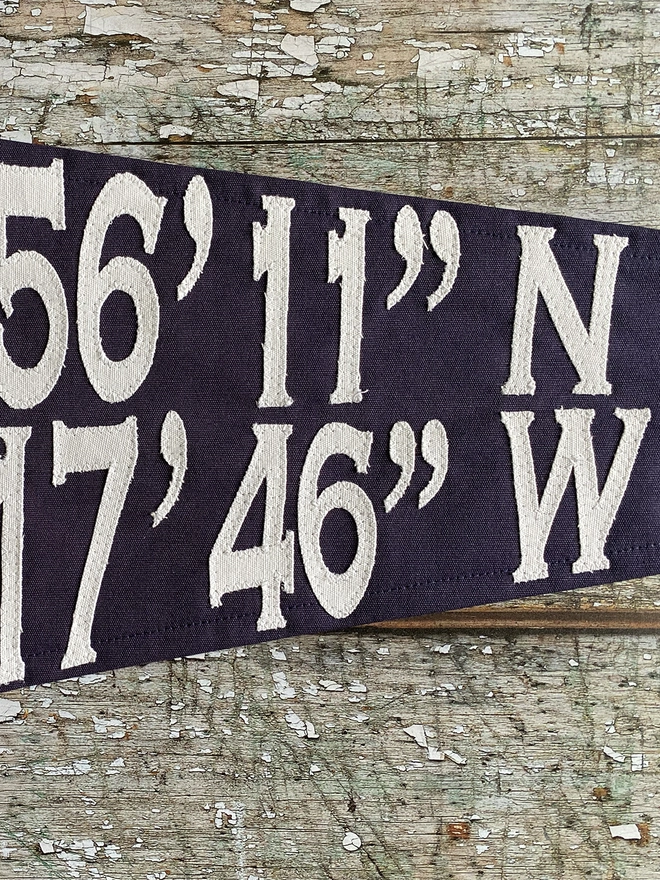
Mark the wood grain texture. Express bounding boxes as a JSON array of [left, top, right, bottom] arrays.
[[0, 0, 660, 876], [1, 631, 660, 879]]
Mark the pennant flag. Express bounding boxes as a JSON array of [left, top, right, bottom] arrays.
[[0, 137, 657, 691]]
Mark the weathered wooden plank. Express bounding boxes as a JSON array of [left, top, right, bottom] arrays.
[[0, 0, 659, 146], [41, 135, 660, 230], [0, 630, 658, 879]]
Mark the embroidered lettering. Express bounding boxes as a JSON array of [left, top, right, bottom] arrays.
[[0, 159, 67, 409], [78, 173, 167, 403], [501, 407, 650, 583], [298, 422, 376, 618], [53, 418, 139, 668], [384, 420, 416, 512], [253, 195, 295, 408], [178, 175, 213, 300], [418, 419, 449, 508], [0, 427, 31, 686], [152, 410, 188, 527], [209, 423, 294, 631], [502, 227, 628, 396], [387, 205, 424, 310], [328, 207, 371, 405], [428, 210, 460, 311]]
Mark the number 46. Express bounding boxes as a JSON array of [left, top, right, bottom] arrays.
[[209, 422, 377, 630]]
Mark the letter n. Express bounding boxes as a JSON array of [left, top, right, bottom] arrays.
[[502, 226, 628, 395]]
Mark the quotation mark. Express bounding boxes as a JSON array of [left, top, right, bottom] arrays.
[[152, 410, 188, 527], [384, 420, 448, 512]]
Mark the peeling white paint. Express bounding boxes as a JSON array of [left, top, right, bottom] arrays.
[[319, 679, 343, 691], [445, 750, 467, 765], [603, 745, 626, 763], [159, 123, 193, 139], [79, 673, 107, 685], [342, 831, 361, 851], [609, 823, 641, 840], [273, 671, 296, 699], [38, 759, 91, 776], [290, 0, 330, 11], [216, 77, 261, 99], [417, 48, 478, 84], [280, 33, 318, 67], [348, 680, 367, 692], [404, 724, 430, 750], [0, 130, 32, 143], [285, 709, 319, 738], [631, 754, 647, 772], [0, 699, 21, 722], [83, 6, 178, 41], [93, 716, 126, 738]]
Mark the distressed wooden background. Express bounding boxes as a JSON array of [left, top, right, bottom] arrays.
[[1, 0, 660, 877]]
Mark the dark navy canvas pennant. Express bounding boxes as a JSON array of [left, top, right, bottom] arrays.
[[0, 137, 658, 691]]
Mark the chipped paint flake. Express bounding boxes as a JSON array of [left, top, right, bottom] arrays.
[[284, 709, 319, 739], [280, 33, 318, 67], [0, 698, 21, 722], [445, 750, 467, 765], [93, 716, 126, 738], [83, 5, 174, 41], [404, 724, 428, 748], [427, 746, 445, 761], [319, 679, 343, 691], [0, 130, 32, 143], [631, 754, 646, 772], [78, 673, 107, 685], [290, 0, 330, 9], [603, 746, 626, 763], [342, 831, 361, 851], [609, 823, 641, 840], [273, 671, 296, 699], [159, 124, 193, 139], [348, 680, 367, 693], [215, 803, 237, 828], [417, 48, 478, 83], [217, 79, 260, 100]]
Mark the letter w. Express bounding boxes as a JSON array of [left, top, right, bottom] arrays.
[[502, 226, 628, 395], [501, 408, 650, 583]]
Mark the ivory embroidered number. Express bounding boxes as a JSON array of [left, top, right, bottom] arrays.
[[0, 160, 68, 409], [78, 173, 167, 404], [254, 196, 295, 409], [209, 422, 378, 629], [53, 418, 139, 669], [328, 208, 371, 405], [0, 427, 32, 687], [209, 424, 295, 632], [298, 423, 377, 619]]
